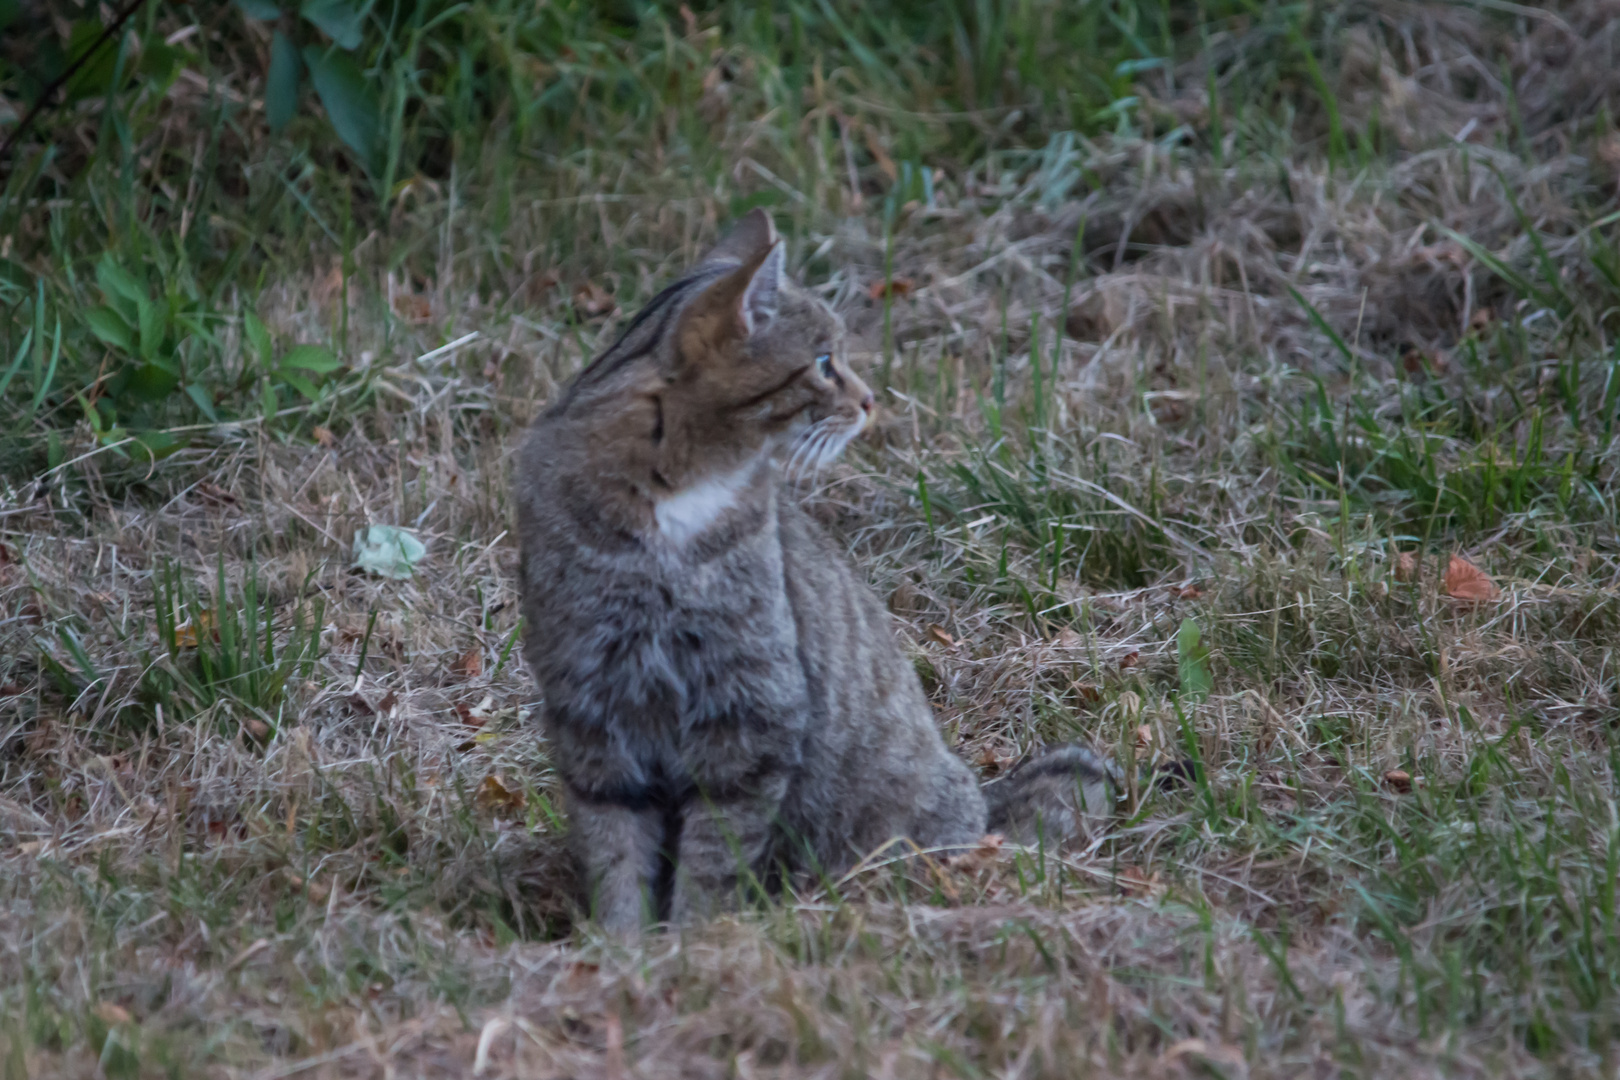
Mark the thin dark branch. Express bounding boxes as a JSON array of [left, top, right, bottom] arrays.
[[0, 0, 155, 167]]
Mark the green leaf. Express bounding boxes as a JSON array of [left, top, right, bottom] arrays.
[[185, 383, 220, 422], [137, 297, 164, 361], [278, 344, 342, 373], [244, 312, 273, 366], [1176, 617, 1212, 704], [96, 257, 149, 312], [235, 0, 283, 19], [300, 0, 366, 50], [63, 20, 119, 101], [267, 31, 302, 133], [85, 307, 134, 352], [303, 46, 381, 174], [280, 371, 321, 400], [123, 362, 180, 403]]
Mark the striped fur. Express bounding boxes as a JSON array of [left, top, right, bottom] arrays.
[[514, 210, 1115, 933]]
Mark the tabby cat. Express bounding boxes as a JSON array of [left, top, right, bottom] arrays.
[[515, 210, 1112, 932]]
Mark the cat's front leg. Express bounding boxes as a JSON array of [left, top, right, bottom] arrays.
[[669, 772, 788, 924], [569, 798, 664, 934]]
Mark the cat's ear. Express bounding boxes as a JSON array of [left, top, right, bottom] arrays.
[[700, 208, 777, 266], [677, 239, 784, 361]]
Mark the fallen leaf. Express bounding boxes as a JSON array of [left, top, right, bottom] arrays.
[[392, 292, 432, 323], [347, 693, 375, 717], [1117, 865, 1163, 896], [1383, 769, 1413, 793], [312, 425, 337, 449], [945, 832, 1005, 873], [352, 525, 426, 580], [1394, 550, 1418, 582], [242, 717, 270, 741], [0, 683, 24, 696], [867, 276, 915, 301], [1469, 306, 1495, 333], [1174, 583, 1204, 600], [94, 1002, 132, 1026], [376, 689, 398, 713], [572, 281, 616, 319], [1134, 724, 1155, 753], [171, 609, 215, 649], [283, 868, 331, 902], [925, 624, 956, 648], [1073, 682, 1102, 705], [1052, 627, 1083, 648], [475, 775, 526, 816], [1163, 1038, 1245, 1069], [1443, 555, 1498, 603], [1118, 650, 1141, 670], [451, 647, 484, 679]]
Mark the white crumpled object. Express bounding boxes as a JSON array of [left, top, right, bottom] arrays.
[[352, 525, 426, 580]]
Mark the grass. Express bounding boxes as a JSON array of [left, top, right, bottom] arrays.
[[5, 0, 1620, 1075]]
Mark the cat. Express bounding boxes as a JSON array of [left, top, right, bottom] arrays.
[[514, 209, 1113, 932]]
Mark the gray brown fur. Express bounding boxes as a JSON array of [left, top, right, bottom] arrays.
[[514, 210, 1113, 932]]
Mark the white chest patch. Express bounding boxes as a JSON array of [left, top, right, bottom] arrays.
[[654, 463, 758, 545]]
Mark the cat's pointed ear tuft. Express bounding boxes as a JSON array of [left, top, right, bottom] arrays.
[[740, 240, 784, 335], [677, 240, 783, 362], [701, 208, 777, 266]]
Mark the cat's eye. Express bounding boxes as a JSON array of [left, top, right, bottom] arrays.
[[815, 353, 833, 378]]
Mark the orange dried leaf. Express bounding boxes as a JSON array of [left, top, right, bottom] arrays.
[[94, 1002, 132, 1026], [1444, 555, 1498, 603], [392, 292, 432, 322], [868, 276, 915, 301], [475, 775, 526, 816], [1118, 650, 1141, 670], [1383, 769, 1413, 793], [451, 647, 483, 679], [312, 425, 337, 448], [1134, 724, 1155, 753], [1073, 682, 1102, 706], [572, 281, 616, 319], [1394, 551, 1418, 582], [925, 624, 956, 648]]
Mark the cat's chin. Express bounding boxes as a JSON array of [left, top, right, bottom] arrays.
[[779, 416, 863, 479]]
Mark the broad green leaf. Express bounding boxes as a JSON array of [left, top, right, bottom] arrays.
[[278, 344, 342, 373], [303, 46, 381, 174], [235, 0, 283, 19], [186, 383, 220, 422], [352, 524, 426, 580], [300, 0, 366, 50], [280, 371, 321, 400], [267, 31, 302, 133], [133, 430, 186, 461], [85, 307, 133, 352], [260, 383, 279, 421], [63, 20, 119, 101], [123, 362, 179, 403], [244, 312, 273, 366], [137, 297, 164, 360], [1176, 617, 1212, 703], [96, 257, 147, 318]]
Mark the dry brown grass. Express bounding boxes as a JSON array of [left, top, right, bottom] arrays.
[[4, 2, 1620, 1075]]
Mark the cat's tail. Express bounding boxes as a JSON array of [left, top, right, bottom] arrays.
[[982, 743, 1119, 847]]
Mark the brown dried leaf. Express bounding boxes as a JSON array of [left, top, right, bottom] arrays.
[[1468, 306, 1495, 333], [475, 774, 526, 816], [312, 425, 337, 449], [1383, 769, 1413, 793], [242, 717, 270, 741], [1444, 555, 1498, 603], [925, 624, 956, 648], [1052, 627, 1083, 648], [867, 276, 915, 301], [1118, 650, 1141, 670], [1174, 583, 1204, 600], [1394, 550, 1418, 582], [94, 1002, 132, 1026], [171, 609, 215, 649], [451, 647, 483, 679], [572, 281, 616, 319], [196, 481, 236, 505], [945, 832, 1006, 873], [1134, 724, 1155, 753], [1073, 682, 1102, 706], [392, 292, 432, 323]]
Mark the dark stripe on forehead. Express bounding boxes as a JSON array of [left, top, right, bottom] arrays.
[[560, 263, 734, 407]]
